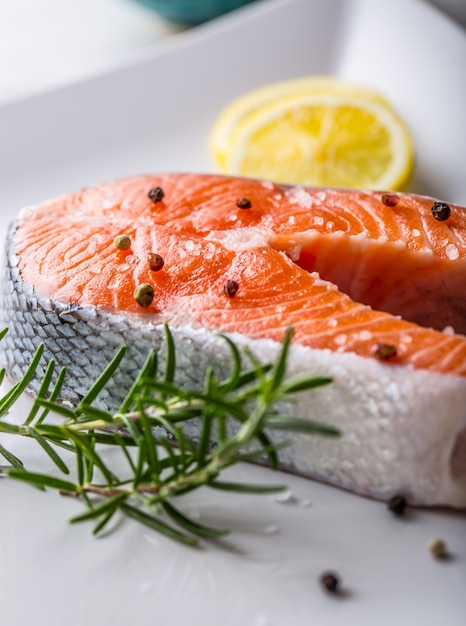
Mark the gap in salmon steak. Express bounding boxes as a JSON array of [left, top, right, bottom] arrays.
[[270, 231, 466, 335]]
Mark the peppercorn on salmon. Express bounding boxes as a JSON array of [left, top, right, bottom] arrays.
[[1, 173, 466, 507]]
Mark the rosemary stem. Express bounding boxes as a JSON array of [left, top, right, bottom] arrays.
[[67, 399, 204, 433], [0, 324, 336, 544]]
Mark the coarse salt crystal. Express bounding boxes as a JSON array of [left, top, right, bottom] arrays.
[[204, 242, 216, 260], [412, 228, 421, 237], [385, 382, 401, 401], [87, 240, 99, 255], [288, 188, 313, 208], [445, 243, 459, 260], [314, 216, 324, 226], [275, 489, 295, 503], [334, 334, 347, 346], [286, 245, 302, 261]]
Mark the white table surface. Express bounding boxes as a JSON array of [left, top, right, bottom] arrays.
[[1, 0, 465, 105]]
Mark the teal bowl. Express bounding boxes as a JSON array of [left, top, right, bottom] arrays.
[[133, 0, 257, 25]]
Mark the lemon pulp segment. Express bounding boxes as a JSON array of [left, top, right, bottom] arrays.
[[210, 76, 414, 190]]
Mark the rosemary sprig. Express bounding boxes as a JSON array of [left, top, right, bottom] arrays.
[[0, 326, 337, 545]]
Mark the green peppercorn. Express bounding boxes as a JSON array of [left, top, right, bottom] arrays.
[[134, 283, 154, 307], [428, 538, 448, 559], [374, 343, 397, 360], [114, 235, 131, 251]]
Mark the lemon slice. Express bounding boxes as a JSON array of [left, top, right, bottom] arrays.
[[210, 76, 414, 190]]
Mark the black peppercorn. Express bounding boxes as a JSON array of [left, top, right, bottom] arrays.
[[387, 494, 407, 515], [319, 572, 339, 593], [431, 201, 451, 221], [236, 197, 252, 209], [148, 186, 165, 203], [224, 279, 239, 298]]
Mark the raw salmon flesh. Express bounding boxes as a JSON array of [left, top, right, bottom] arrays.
[[1, 173, 465, 507]]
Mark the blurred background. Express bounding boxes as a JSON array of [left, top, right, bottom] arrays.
[[1, 0, 465, 105]]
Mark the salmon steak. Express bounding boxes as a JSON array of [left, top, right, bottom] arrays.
[[1, 173, 465, 508]]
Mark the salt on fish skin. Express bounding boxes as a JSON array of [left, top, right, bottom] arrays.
[[0, 226, 465, 508]]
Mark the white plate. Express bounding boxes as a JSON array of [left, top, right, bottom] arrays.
[[0, 1, 465, 625]]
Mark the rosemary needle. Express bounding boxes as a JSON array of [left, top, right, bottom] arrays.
[[0, 325, 337, 545]]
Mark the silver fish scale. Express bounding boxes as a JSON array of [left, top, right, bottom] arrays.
[[0, 222, 233, 412]]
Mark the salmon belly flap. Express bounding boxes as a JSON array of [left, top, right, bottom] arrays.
[[1, 173, 466, 507]]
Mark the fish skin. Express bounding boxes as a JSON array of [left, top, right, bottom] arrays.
[[1, 173, 466, 508]]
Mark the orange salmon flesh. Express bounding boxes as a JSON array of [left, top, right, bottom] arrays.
[[13, 173, 466, 377]]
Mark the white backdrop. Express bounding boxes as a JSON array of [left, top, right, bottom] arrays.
[[0, 0, 464, 104]]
